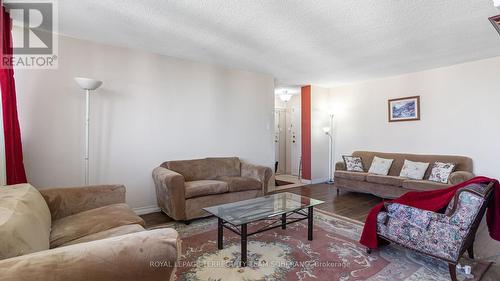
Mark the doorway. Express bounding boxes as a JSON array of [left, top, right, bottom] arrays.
[[274, 87, 302, 188]]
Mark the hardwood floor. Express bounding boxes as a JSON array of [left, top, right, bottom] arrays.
[[271, 184, 382, 222], [141, 184, 381, 227], [141, 184, 499, 279]]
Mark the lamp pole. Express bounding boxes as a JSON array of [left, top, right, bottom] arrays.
[[75, 77, 103, 185], [325, 114, 334, 184], [84, 89, 90, 185]]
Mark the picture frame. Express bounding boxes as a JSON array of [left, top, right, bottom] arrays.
[[388, 96, 420, 122], [489, 15, 500, 36]]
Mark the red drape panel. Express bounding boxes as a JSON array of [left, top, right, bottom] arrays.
[[0, 6, 27, 184]]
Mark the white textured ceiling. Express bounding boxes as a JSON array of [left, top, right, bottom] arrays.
[[58, 0, 500, 87]]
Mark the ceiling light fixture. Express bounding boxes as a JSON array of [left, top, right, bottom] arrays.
[[279, 90, 292, 102]]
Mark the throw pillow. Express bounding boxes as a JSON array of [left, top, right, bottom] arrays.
[[368, 156, 394, 175], [399, 159, 430, 180], [0, 184, 51, 259], [342, 156, 364, 172], [429, 162, 456, 183]]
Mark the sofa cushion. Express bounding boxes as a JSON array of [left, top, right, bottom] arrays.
[[165, 157, 241, 181], [165, 159, 217, 181], [399, 160, 430, 180], [342, 156, 364, 172], [217, 176, 262, 192], [50, 203, 145, 248], [351, 151, 472, 177], [0, 184, 52, 259], [185, 180, 229, 199], [207, 157, 241, 177], [59, 224, 145, 247], [366, 174, 405, 187], [334, 171, 368, 181], [403, 179, 451, 191], [429, 162, 456, 183], [368, 156, 394, 175]]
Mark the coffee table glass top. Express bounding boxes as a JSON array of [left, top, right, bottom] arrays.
[[203, 192, 324, 225]]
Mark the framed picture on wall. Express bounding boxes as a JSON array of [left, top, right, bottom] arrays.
[[489, 15, 500, 36], [388, 96, 420, 122]]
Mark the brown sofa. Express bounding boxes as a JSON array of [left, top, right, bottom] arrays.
[[335, 151, 474, 198], [0, 183, 179, 281], [153, 157, 272, 221]]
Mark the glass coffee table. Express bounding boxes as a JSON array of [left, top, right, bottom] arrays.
[[203, 192, 324, 267]]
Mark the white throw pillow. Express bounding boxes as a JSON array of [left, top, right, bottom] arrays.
[[429, 162, 456, 183], [368, 156, 394, 175], [342, 156, 364, 172], [399, 160, 430, 180]]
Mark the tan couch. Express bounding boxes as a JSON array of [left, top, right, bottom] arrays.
[[335, 151, 474, 198], [153, 157, 272, 221], [0, 183, 179, 281]]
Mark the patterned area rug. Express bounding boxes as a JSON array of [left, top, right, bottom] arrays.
[[152, 211, 490, 281]]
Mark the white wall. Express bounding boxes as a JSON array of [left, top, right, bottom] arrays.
[[15, 35, 275, 210], [329, 56, 500, 180], [310, 86, 331, 183]]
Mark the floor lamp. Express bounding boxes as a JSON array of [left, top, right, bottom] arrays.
[[323, 114, 334, 184], [74, 77, 103, 185]]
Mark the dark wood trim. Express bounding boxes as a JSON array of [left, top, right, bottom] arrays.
[[301, 85, 312, 180], [388, 95, 421, 122], [446, 183, 492, 216], [489, 15, 500, 36]]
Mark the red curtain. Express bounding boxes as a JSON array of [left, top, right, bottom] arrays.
[[0, 5, 27, 184]]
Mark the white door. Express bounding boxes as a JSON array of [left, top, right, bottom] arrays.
[[274, 109, 286, 174], [290, 106, 301, 176]]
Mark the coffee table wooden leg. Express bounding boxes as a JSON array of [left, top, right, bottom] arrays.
[[308, 207, 313, 241], [281, 213, 286, 229], [218, 218, 223, 250], [241, 223, 247, 267]]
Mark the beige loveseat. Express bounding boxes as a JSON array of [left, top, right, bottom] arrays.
[[0, 183, 179, 281], [153, 157, 272, 221], [335, 151, 474, 198]]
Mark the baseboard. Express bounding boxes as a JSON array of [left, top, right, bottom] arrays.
[[133, 205, 161, 215], [311, 178, 330, 184]]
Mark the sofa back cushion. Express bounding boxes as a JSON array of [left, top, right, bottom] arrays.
[[0, 183, 51, 260], [165, 159, 216, 181], [206, 157, 241, 178], [352, 151, 472, 178], [164, 157, 241, 181]]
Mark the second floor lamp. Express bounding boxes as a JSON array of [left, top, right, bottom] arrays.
[[74, 77, 103, 185]]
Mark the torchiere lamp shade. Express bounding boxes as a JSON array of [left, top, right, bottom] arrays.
[[74, 77, 103, 90]]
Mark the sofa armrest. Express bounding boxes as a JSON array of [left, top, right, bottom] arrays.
[[152, 167, 187, 220], [0, 228, 179, 281], [335, 161, 346, 171], [448, 171, 475, 185], [39, 185, 126, 221], [241, 162, 273, 194]]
